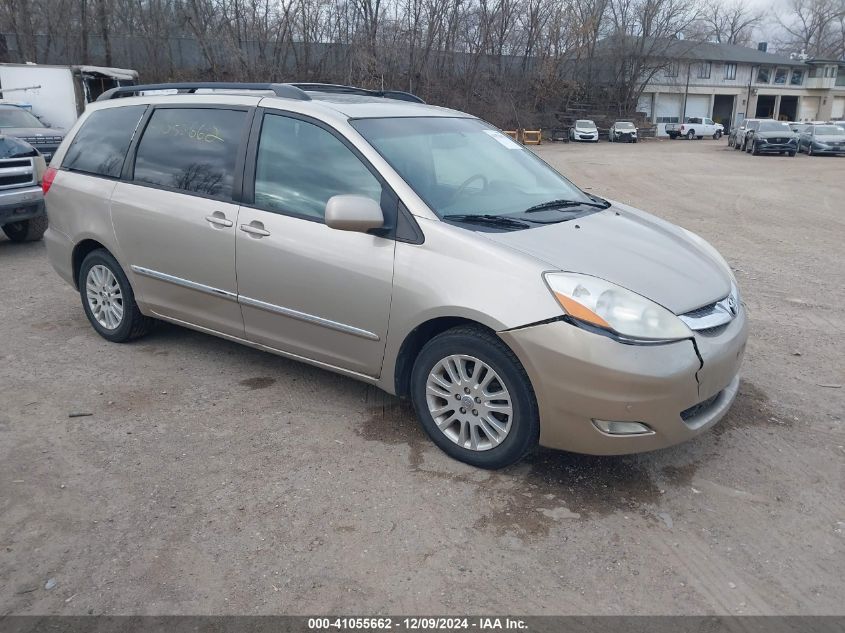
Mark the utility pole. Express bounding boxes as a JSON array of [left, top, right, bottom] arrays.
[[681, 62, 691, 121]]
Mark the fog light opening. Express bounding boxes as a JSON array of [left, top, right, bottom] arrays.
[[592, 420, 654, 436]]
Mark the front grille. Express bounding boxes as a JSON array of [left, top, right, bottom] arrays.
[[0, 173, 32, 187], [679, 288, 739, 332], [0, 157, 35, 190], [681, 392, 721, 421], [19, 135, 63, 145]]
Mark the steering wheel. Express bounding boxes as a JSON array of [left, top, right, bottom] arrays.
[[449, 174, 488, 204]]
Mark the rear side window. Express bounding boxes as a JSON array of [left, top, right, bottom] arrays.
[[63, 106, 146, 178], [133, 108, 247, 200]]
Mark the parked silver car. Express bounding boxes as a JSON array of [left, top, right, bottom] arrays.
[[43, 82, 747, 468], [797, 124, 845, 156]]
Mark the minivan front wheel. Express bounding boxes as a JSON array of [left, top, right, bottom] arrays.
[[79, 249, 153, 342], [410, 326, 539, 469]]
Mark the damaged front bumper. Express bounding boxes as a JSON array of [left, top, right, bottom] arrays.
[[499, 305, 748, 455]]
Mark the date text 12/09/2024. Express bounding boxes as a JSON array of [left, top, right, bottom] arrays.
[[308, 618, 529, 630]]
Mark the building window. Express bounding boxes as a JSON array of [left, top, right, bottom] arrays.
[[665, 61, 679, 78], [698, 62, 712, 79], [774, 68, 788, 84], [790, 69, 804, 85], [808, 66, 819, 78], [757, 66, 771, 83], [724, 63, 737, 80], [656, 116, 680, 124]]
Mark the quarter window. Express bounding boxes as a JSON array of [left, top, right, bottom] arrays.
[[63, 106, 146, 178], [253, 114, 382, 220], [133, 108, 247, 200], [724, 63, 737, 80]]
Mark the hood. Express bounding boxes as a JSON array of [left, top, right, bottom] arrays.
[[815, 134, 845, 142], [480, 204, 731, 314], [1, 127, 65, 138]]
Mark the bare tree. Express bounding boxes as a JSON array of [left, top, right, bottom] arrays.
[[700, 0, 764, 46]]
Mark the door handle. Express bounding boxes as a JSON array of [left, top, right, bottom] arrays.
[[205, 212, 233, 228], [240, 222, 271, 238]]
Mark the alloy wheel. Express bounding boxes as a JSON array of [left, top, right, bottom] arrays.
[[85, 264, 124, 330], [425, 354, 513, 451]]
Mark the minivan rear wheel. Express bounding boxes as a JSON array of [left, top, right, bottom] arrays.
[[410, 325, 539, 469], [78, 249, 153, 342]]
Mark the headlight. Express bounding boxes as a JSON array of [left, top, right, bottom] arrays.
[[544, 272, 691, 342]]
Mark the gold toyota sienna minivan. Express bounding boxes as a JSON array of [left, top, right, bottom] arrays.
[[43, 82, 748, 469]]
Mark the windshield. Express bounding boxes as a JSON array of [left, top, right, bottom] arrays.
[[0, 107, 45, 129], [576, 120, 595, 128], [758, 121, 790, 132], [351, 117, 594, 220], [814, 125, 843, 135], [615, 122, 635, 129]]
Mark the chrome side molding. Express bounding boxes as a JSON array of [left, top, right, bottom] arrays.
[[130, 265, 238, 301], [130, 265, 380, 341], [238, 295, 380, 341]]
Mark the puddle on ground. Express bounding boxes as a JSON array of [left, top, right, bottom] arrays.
[[354, 380, 783, 541], [357, 399, 427, 469], [711, 381, 792, 436], [473, 449, 663, 539], [239, 377, 277, 390]]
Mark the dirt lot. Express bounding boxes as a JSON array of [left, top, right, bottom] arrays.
[[1, 139, 843, 616]]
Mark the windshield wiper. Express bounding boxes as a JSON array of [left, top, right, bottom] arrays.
[[442, 213, 531, 229], [524, 198, 609, 213]]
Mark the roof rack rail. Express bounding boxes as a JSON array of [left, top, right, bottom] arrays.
[[287, 83, 425, 104], [97, 82, 311, 102]]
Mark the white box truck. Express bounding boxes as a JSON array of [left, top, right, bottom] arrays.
[[0, 64, 138, 131]]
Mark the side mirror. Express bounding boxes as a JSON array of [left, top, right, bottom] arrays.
[[325, 195, 385, 233]]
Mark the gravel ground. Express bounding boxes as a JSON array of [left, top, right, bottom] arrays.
[[1, 139, 843, 616]]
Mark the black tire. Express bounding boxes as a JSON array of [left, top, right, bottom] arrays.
[[714, 130, 722, 140], [789, 151, 796, 157], [78, 249, 154, 343], [687, 130, 695, 140], [410, 325, 539, 469], [2, 215, 48, 242], [668, 133, 677, 139]]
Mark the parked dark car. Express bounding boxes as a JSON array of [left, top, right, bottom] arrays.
[[746, 120, 797, 156], [798, 124, 845, 156], [0, 104, 65, 163], [0, 135, 47, 242]]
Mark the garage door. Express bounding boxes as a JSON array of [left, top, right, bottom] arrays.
[[684, 94, 711, 119], [832, 96, 845, 120], [655, 93, 683, 136], [799, 96, 820, 121]]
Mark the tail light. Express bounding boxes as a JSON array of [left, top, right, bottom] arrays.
[[42, 167, 57, 195]]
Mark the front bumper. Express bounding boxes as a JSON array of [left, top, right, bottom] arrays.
[[575, 133, 598, 141], [0, 185, 44, 224], [755, 142, 797, 153], [810, 145, 845, 155], [500, 306, 748, 455]]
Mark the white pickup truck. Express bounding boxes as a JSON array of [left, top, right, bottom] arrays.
[[665, 117, 723, 140]]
